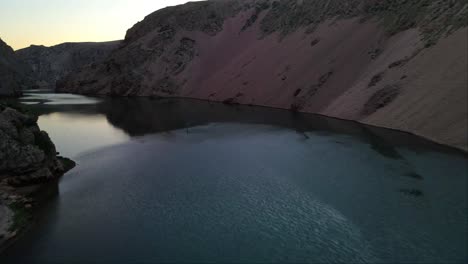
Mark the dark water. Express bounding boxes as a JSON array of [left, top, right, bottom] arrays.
[[1, 91, 467, 263]]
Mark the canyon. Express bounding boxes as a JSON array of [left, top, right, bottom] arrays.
[[0, 1, 467, 261]]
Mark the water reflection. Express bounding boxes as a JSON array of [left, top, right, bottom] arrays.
[[16, 93, 465, 165], [38, 113, 129, 158], [18, 94, 465, 204], [18, 92, 464, 158], [97, 98, 461, 155], [1, 92, 466, 263]]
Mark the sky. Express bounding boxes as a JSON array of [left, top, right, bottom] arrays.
[[0, 0, 201, 50]]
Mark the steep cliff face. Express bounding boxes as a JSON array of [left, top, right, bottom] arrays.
[[0, 39, 31, 96], [16, 41, 121, 89], [58, 0, 468, 151]]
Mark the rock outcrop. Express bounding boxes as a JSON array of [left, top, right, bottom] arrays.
[[57, 0, 468, 151], [0, 105, 74, 186], [0, 39, 31, 96], [0, 103, 75, 245], [16, 41, 121, 89]]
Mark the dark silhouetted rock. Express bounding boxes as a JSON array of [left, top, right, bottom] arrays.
[[0, 38, 32, 96]]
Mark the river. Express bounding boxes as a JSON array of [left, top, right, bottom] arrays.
[[1, 90, 466, 263]]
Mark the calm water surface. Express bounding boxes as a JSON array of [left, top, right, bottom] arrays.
[[1, 90, 467, 263]]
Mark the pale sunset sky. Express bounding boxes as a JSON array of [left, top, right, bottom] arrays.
[[0, 0, 201, 50]]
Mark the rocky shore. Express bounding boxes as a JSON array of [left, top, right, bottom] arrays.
[[0, 103, 75, 249]]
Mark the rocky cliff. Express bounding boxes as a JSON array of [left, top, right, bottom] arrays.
[[0, 105, 75, 186], [16, 41, 121, 89], [0, 39, 31, 96], [0, 104, 75, 244], [58, 0, 468, 151]]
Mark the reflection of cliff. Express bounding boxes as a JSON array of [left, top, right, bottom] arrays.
[[98, 98, 198, 136], [23, 103, 101, 117], [21, 95, 462, 156], [97, 98, 460, 156], [97, 98, 437, 200], [97, 98, 340, 137]]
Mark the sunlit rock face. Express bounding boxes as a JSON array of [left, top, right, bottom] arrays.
[[0, 38, 31, 96], [16, 41, 121, 89], [58, 0, 467, 151]]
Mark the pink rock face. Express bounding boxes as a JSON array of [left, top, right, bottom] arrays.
[[58, 1, 468, 151]]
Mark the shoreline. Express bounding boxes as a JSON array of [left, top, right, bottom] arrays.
[[0, 203, 14, 247], [0, 161, 72, 254], [0, 184, 34, 253]]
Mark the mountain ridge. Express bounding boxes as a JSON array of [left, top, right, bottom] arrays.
[[16, 40, 121, 89], [0, 39, 31, 96]]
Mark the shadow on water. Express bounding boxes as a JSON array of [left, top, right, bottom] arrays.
[[94, 97, 456, 201], [15, 95, 465, 158], [94, 98, 464, 156], [0, 181, 60, 252], [11, 94, 464, 202], [8, 91, 466, 162], [359, 126, 405, 160]]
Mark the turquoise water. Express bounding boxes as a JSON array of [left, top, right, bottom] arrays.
[[1, 93, 467, 263]]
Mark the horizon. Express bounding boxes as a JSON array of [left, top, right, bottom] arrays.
[[0, 0, 202, 50]]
